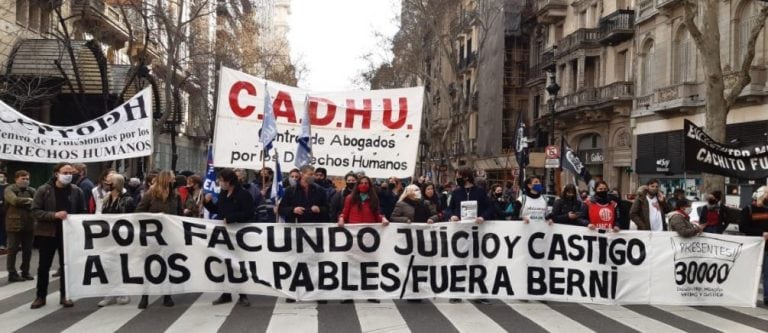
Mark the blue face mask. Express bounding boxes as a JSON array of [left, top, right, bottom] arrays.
[[532, 184, 544, 193]]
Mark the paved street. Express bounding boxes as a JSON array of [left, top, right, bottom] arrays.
[[0, 251, 766, 333]]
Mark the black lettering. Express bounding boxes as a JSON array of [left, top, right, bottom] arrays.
[[273, 261, 292, 289], [83, 255, 108, 285], [296, 228, 322, 253], [236, 226, 262, 251], [184, 221, 207, 245], [267, 226, 292, 252], [361, 262, 378, 290], [358, 227, 380, 253], [528, 232, 545, 259], [140, 219, 167, 246], [144, 254, 167, 284], [205, 256, 225, 283], [394, 229, 413, 255], [112, 219, 134, 246], [380, 263, 400, 292], [492, 267, 513, 295], [209, 226, 235, 250], [83, 220, 109, 250], [121, 253, 143, 284], [549, 267, 565, 295], [290, 263, 315, 292], [451, 231, 470, 258], [449, 266, 467, 292], [527, 266, 546, 295], [329, 227, 353, 251], [318, 261, 339, 290], [167, 253, 190, 283], [341, 262, 358, 290], [469, 265, 488, 294]]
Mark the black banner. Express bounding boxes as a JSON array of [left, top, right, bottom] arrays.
[[684, 119, 768, 179]]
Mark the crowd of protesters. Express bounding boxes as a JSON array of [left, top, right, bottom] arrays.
[[1, 163, 767, 309]]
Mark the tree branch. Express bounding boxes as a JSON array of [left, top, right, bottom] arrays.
[[725, 5, 768, 109]]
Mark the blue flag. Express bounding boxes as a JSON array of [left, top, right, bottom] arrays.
[[295, 95, 313, 167], [259, 83, 278, 152], [272, 149, 285, 203], [203, 145, 219, 199]]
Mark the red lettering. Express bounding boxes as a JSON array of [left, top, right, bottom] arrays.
[[382, 97, 408, 129], [273, 91, 297, 123], [344, 99, 371, 129], [228, 81, 257, 118], [309, 97, 336, 126]]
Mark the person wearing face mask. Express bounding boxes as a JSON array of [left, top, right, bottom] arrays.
[[422, 183, 444, 221], [696, 190, 737, 234], [30, 163, 86, 309], [5, 170, 36, 283], [135, 170, 182, 309], [330, 172, 357, 220], [72, 164, 94, 214], [488, 184, 514, 221], [513, 176, 548, 224], [204, 168, 255, 307], [630, 178, 670, 231], [548, 184, 588, 226], [97, 173, 135, 307], [279, 165, 330, 223], [183, 175, 204, 217], [585, 181, 621, 232], [740, 186, 768, 306], [378, 178, 398, 220], [391, 184, 437, 224], [89, 168, 115, 214], [449, 167, 493, 224], [667, 198, 701, 237], [284, 168, 301, 188]]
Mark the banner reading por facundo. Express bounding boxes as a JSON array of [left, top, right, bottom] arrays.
[[63, 215, 765, 307], [0, 88, 152, 163], [684, 119, 768, 179], [213, 67, 423, 178]]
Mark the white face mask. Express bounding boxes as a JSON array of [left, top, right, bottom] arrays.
[[683, 207, 692, 215], [413, 190, 422, 200], [58, 174, 72, 185]]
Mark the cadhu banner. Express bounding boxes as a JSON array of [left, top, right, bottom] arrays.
[[213, 67, 423, 178], [0, 88, 153, 163], [63, 214, 765, 307], [684, 119, 768, 179]]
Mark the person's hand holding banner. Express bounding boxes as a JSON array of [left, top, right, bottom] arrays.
[[311, 205, 320, 214], [294, 207, 306, 215], [55, 211, 68, 220]]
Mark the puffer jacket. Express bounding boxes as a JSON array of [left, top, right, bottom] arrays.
[[4, 184, 36, 232], [32, 180, 86, 237]]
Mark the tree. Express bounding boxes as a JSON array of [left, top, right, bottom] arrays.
[[682, 0, 768, 193]]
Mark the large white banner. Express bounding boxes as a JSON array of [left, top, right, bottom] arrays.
[[63, 215, 765, 307], [213, 67, 424, 178], [0, 88, 153, 163]]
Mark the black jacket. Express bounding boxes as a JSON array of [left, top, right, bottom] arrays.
[[740, 203, 768, 251], [278, 183, 330, 223], [548, 197, 588, 226], [448, 185, 493, 220], [330, 188, 353, 220], [204, 186, 255, 223]]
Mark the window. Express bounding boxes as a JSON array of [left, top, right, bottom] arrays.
[[28, 3, 40, 31], [640, 40, 655, 95], [16, 0, 28, 26], [40, 6, 52, 33], [734, 1, 759, 69], [616, 50, 627, 81], [673, 27, 692, 84], [579, 11, 587, 28]]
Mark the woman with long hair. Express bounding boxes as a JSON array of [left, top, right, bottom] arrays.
[[391, 184, 438, 224], [421, 182, 443, 222], [97, 174, 136, 307], [338, 176, 388, 226], [135, 170, 181, 309]]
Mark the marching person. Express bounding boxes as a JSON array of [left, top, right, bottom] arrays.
[[447, 167, 492, 305], [740, 186, 768, 306], [422, 182, 444, 222], [31, 163, 86, 309], [184, 175, 204, 218], [547, 184, 588, 226], [630, 179, 671, 231], [391, 184, 437, 224], [135, 170, 181, 309], [5, 170, 36, 283], [97, 173, 135, 307], [488, 184, 513, 221], [330, 172, 357, 220], [584, 181, 621, 232], [89, 169, 115, 214], [668, 199, 702, 238], [697, 190, 735, 234], [72, 163, 95, 209], [337, 175, 388, 304], [513, 176, 548, 224], [204, 168, 255, 306], [279, 165, 330, 223]]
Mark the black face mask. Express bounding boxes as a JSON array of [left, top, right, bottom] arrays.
[[456, 178, 466, 187], [708, 198, 718, 205], [346, 182, 356, 190], [388, 183, 396, 190], [494, 192, 503, 198], [72, 174, 81, 184], [565, 193, 576, 200], [596, 191, 608, 199]]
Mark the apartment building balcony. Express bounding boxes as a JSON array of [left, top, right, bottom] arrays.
[[555, 81, 634, 113], [599, 10, 634, 46], [535, 0, 567, 24], [656, 0, 681, 10], [527, 63, 546, 86], [555, 28, 601, 59], [541, 47, 555, 71], [634, 82, 704, 116], [71, 0, 130, 45]]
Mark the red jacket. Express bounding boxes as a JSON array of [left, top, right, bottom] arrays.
[[341, 195, 383, 223]]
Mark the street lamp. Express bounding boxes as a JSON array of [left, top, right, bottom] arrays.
[[545, 68, 560, 195]]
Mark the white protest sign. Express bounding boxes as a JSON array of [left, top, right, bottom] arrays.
[[213, 67, 424, 178], [63, 215, 764, 307], [0, 89, 152, 163], [460, 200, 477, 220]]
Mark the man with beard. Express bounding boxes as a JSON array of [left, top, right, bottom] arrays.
[[630, 178, 671, 231]]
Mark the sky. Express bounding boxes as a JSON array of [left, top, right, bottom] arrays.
[[288, 0, 401, 91]]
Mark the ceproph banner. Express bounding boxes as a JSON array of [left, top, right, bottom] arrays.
[[684, 119, 768, 179], [213, 67, 423, 178], [0, 88, 152, 163], [63, 215, 765, 307]]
